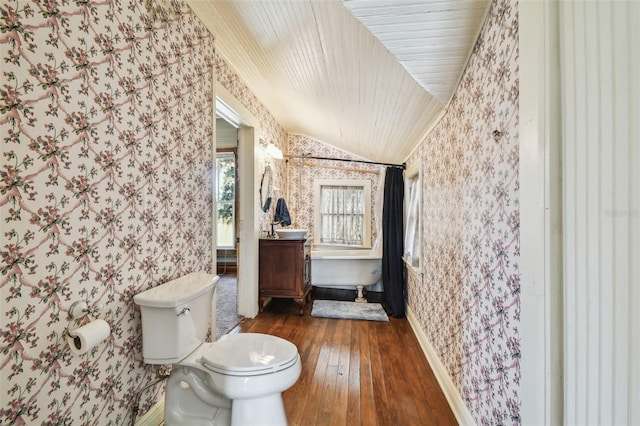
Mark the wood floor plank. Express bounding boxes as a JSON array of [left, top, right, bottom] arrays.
[[346, 319, 362, 426], [316, 365, 339, 426], [298, 319, 336, 425], [396, 318, 456, 424], [237, 296, 457, 426], [284, 315, 328, 425], [330, 319, 351, 426], [380, 319, 421, 423], [358, 321, 378, 426], [368, 322, 391, 426], [316, 318, 344, 425]]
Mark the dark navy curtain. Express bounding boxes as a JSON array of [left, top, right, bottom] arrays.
[[382, 166, 405, 318]]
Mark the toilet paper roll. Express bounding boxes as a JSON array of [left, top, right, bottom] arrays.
[[67, 319, 110, 355]]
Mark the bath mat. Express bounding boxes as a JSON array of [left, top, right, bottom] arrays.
[[311, 300, 389, 322]]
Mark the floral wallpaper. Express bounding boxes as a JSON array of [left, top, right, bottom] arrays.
[[0, 0, 284, 424], [287, 134, 384, 247], [406, 0, 520, 424]]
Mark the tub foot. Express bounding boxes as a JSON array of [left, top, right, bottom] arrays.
[[355, 285, 367, 303]]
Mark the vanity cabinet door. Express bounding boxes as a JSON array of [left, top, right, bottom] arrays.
[[259, 239, 311, 315]]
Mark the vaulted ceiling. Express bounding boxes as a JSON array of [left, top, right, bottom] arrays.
[[186, 0, 490, 164]]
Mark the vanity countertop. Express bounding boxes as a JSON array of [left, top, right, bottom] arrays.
[[260, 236, 312, 242]]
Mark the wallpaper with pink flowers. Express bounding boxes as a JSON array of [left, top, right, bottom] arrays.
[[0, 0, 284, 424], [406, 0, 520, 424], [287, 134, 384, 246]]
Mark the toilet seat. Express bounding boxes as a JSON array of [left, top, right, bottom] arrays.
[[200, 333, 299, 377]]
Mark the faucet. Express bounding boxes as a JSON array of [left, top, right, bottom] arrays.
[[269, 221, 282, 238]]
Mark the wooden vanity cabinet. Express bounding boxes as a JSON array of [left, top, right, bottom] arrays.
[[259, 238, 311, 315]]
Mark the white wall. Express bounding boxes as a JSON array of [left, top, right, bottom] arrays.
[[560, 1, 640, 424], [216, 118, 238, 149]]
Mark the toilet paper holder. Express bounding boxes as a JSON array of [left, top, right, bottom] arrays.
[[66, 300, 101, 338]]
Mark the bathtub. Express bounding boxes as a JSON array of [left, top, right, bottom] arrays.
[[310, 248, 383, 302]]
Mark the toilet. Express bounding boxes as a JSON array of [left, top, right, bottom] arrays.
[[133, 272, 301, 426]]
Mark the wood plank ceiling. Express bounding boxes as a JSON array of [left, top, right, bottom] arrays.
[[186, 0, 490, 164]]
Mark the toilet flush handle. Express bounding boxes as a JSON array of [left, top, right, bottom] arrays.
[[177, 307, 190, 317]]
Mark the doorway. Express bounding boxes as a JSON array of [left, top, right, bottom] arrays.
[[214, 83, 260, 320], [215, 118, 238, 275], [214, 117, 241, 338]]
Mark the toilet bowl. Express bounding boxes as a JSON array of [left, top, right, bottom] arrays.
[[174, 333, 301, 425], [134, 272, 302, 426]]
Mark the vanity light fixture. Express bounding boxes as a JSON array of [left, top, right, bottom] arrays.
[[260, 140, 283, 159]]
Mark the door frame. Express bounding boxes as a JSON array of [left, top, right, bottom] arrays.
[[519, 1, 563, 423], [214, 82, 260, 318]]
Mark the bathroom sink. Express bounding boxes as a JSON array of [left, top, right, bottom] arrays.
[[275, 229, 308, 240]]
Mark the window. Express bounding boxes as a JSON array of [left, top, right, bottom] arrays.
[[314, 180, 371, 248], [216, 153, 236, 248], [403, 163, 422, 270]]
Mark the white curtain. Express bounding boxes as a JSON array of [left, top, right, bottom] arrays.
[[403, 179, 420, 267], [320, 186, 364, 245]]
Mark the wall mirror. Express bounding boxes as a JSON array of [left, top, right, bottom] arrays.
[[260, 165, 272, 212]]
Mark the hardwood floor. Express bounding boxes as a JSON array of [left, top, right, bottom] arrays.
[[235, 291, 458, 426]]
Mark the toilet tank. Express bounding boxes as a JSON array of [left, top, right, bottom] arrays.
[[133, 272, 219, 364]]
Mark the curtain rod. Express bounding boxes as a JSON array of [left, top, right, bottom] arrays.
[[298, 160, 380, 175], [284, 154, 405, 169]]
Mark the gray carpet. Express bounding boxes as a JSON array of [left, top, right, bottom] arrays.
[[215, 275, 242, 340], [311, 300, 389, 322]]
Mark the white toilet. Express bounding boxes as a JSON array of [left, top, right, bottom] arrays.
[[133, 272, 302, 426]]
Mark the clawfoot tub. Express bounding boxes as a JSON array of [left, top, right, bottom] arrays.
[[310, 248, 382, 303]]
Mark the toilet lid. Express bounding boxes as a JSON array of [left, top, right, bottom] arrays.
[[200, 333, 299, 376]]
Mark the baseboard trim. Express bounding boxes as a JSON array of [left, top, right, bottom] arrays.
[[406, 306, 476, 426], [136, 398, 164, 426]]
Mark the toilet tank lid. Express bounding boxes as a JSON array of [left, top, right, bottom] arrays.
[[133, 273, 219, 308]]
